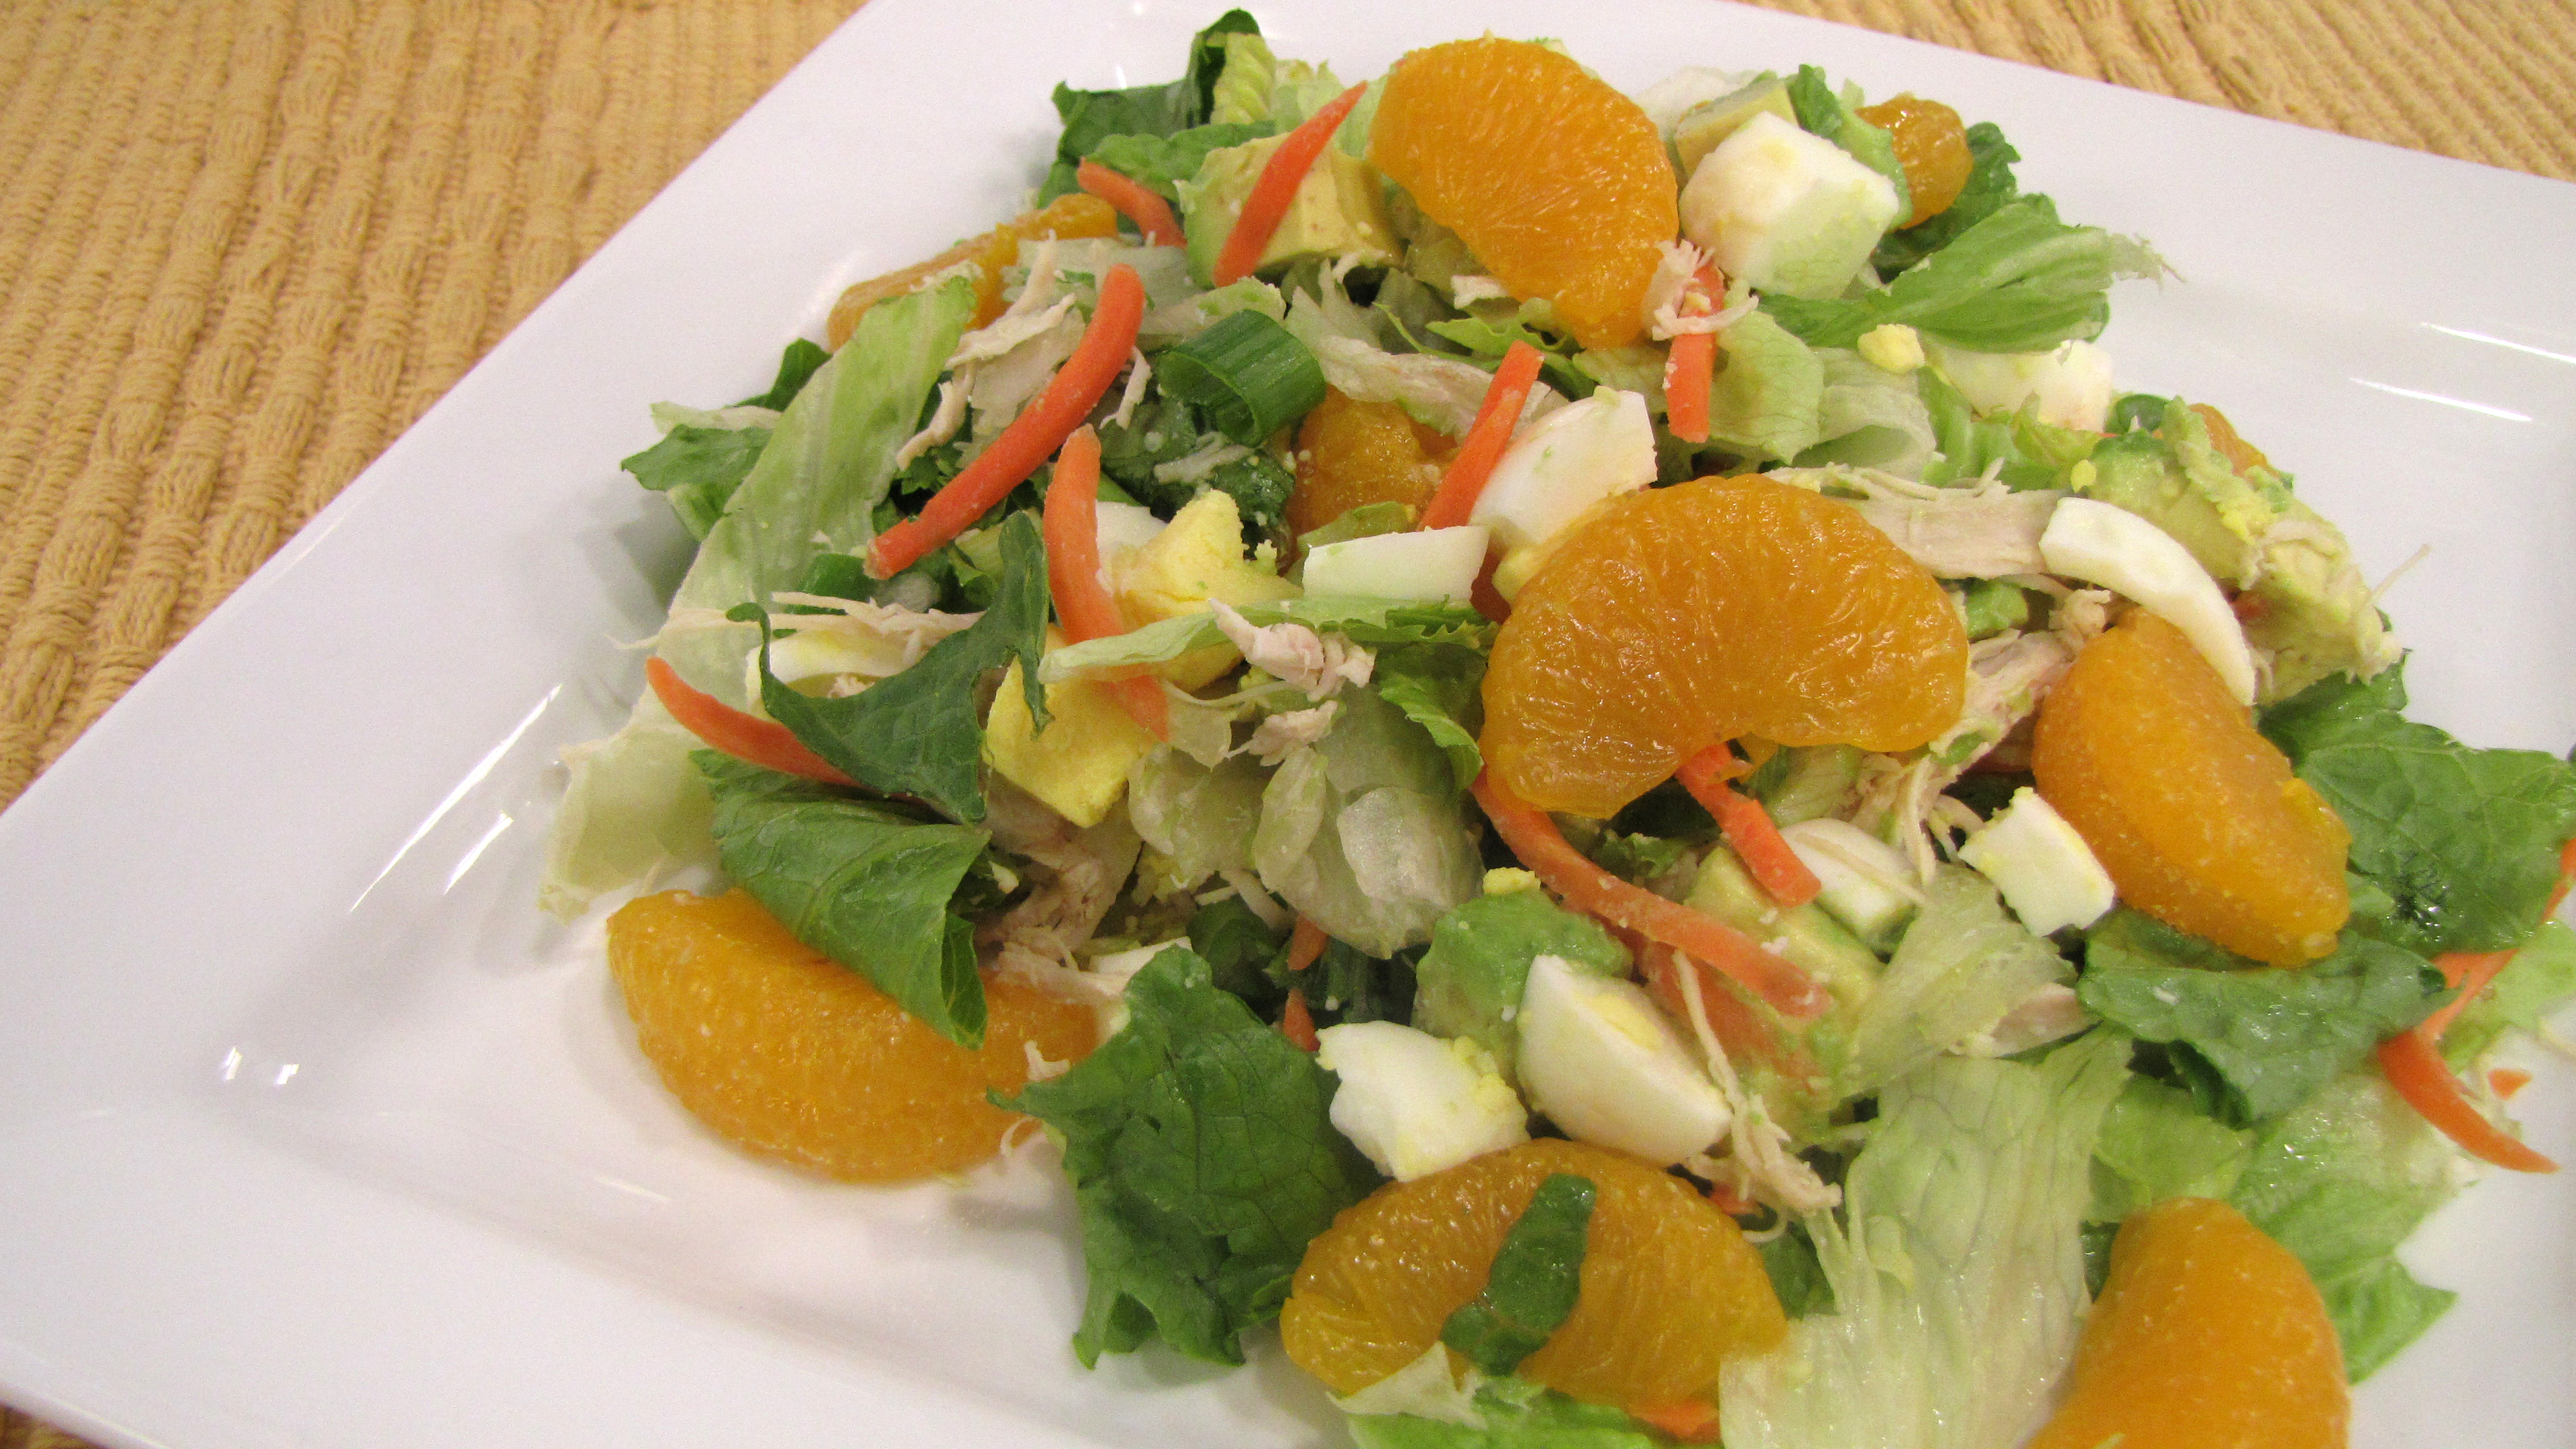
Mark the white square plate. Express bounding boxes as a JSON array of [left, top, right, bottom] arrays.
[[1, 2, 2570, 1446]]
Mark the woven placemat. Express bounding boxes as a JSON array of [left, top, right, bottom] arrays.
[[1, 0, 2570, 1443]]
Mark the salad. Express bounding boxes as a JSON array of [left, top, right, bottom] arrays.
[[542, 13, 2576, 1447]]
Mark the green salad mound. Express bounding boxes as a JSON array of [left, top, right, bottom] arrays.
[[546, 12, 2576, 1446]]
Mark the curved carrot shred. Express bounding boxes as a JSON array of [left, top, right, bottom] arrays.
[[2375, 1030, 2557, 1173], [645, 656, 855, 788], [2491, 1067, 2533, 1100], [1212, 83, 1368, 286], [1075, 158, 1184, 248], [1660, 265, 1724, 445], [1039, 425, 1168, 741], [869, 262, 1146, 579], [1631, 1399, 1722, 1442], [1640, 942, 1820, 1083], [1281, 988, 1320, 1053], [1287, 916, 1329, 973], [1472, 771, 1830, 1020], [1679, 745, 1820, 909], [1419, 341, 1546, 531]]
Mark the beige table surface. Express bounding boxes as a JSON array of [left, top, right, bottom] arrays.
[[2, 1, 2572, 1444]]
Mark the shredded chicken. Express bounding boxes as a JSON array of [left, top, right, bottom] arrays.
[[1109, 346, 1150, 429], [1774, 464, 2069, 580], [1449, 274, 1511, 306], [1667, 944, 1843, 1214], [894, 376, 971, 467], [1642, 239, 1756, 340], [979, 781, 1144, 1004], [1152, 437, 1253, 484], [1240, 701, 1339, 765], [1207, 600, 1374, 700], [1859, 627, 2086, 877]]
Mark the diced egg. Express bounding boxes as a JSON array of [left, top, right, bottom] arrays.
[[1094, 499, 1167, 593], [1779, 817, 1921, 949], [1300, 525, 1490, 602], [1468, 388, 1654, 552], [1316, 1022, 1529, 1181], [1927, 339, 2116, 432], [763, 629, 888, 688], [1679, 111, 1899, 301], [2039, 496, 2257, 704], [1959, 787, 2116, 936], [1515, 954, 1729, 1167]]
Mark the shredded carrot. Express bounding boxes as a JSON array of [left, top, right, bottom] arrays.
[[1678, 745, 1820, 909], [1419, 341, 1545, 531], [1630, 1399, 1722, 1442], [1287, 916, 1329, 973], [1660, 265, 1724, 444], [2376, 1030, 2557, 1172], [1703, 1179, 1758, 1217], [1211, 83, 1368, 286], [1472, 772, 1830, 1020], [869, 262, 1146, 579], [1038, 425, 1169, 740], [2491, 1067, 2534, 1100], [1075, 158, 1184, 247], [1640, 942, 1818, 1081], [646, 656, 855, 787], [1281, 988, 1320, 1053]]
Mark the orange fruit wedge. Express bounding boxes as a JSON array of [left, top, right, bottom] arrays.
[[825, 193, 1119, 346], [606, 889, 1096, 1181], [1288, 387, 1456, 537], [1369, 38, 1677, 350], [2033, 610, 2350, 965], [1281, 1138, 1785, 1413], [1481, 475, 1968, 818], [2029, 1197, 2348, 1449]]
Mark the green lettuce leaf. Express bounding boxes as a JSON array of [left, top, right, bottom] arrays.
[[2088, 1076, 2254, 1222], [1762, 199, 2161, 354], [1040, 596, 1494, 683], [1784, 66, 1910, 221], [2263, 664, 2576, 955], [1040, 9, 1256, 199], [1085, 121, 1273, 196], [1412, 890, 1630, 1080], [752, 508, 1048, 824], [1870, 121, 2025, 277], [2078, 910, 2443, 1126], [1128, 745, 1270, 888], [2444, 919, 2576, 1065], [695, 753, 989, 1046], [737, 336, 830, 411], [2229, 1071, 2465, 1380], [1348, 1379, 1660, 1449], [1002, 946, 1379, 1365], [1440, 1173, 1595, 1377], [1838, 865, 2070, 1097], [1705, 309, 1824, 464], [621, 424, 769, 541], [1373, 643, 1487, 797]]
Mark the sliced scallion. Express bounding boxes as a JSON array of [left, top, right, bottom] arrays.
[[1157, 310, 1326, 445]]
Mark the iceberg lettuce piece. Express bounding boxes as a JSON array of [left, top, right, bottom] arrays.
[[1836, 866, 2072, 1098], [1128, 745, 1270, 886], [1721, 1031, 2130, 1449], [1704, 310, 1824, 463], [1041, 596, 1493, 684]]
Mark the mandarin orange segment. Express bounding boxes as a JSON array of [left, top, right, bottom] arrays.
[[1288, 387, 1456, 536], [606, 889, 1096, 1181], [1855, 95, 1972, 227], [1281, 1138, 1786, 1413], [1480, 475, 1968, 818], [1368, 38, 1677, 350], [2032, 610, 2349, 964], [2190, 402, 2273, 476], [2029, 1198, 2348, 1449], [825, 193, 1120, 346]]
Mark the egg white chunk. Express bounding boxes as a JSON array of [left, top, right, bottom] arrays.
[[1927, 339, 2116, 432], [1679, 111, 1899, 301], [1301, 526, 1490, 602], [1516, 954, 1729, 1167], [1468, 388, 1655, 552], [1316, 1021, 1529, 1181], [1960, 787, 2116, 936], [1780, 817, 1921, 948], [2039, 496, 2258, 704]]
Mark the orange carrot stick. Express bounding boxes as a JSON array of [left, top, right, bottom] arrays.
[[1678, 745, 1820, 909], [1631, 1399, 1722, 1442], [1075, 158, 1184, 247], [1281, 988, 1320, 1053], [1287, 916, 1329, 973], [869, 263, 1146, 578], [1419, 341, 1545, 531], [1039, 425, 1168, 741], [2491, 1067, 2533, 1100], [1473, 772, 1831, 1020], [1212, 83, 1368, 286], [2375, 1030, 2556, 1172], [646, 656, 855, 787], [1660, 265, 1724, 445]]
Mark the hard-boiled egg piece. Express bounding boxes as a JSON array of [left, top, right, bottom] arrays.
[[1316, 1021, 1529, 1181], [1679, 111, 1899, 301], [1516, 953, 1729, 1167], [2040, 497, 2257, 704], [1959, 786, 2116, 936], [1300, 525, 1490, 602], [1468, 388, 1654, 552], [1779, 817, 1921, 950], [1095, 499, 1167, 592], [1927, 339, 2116, 432]]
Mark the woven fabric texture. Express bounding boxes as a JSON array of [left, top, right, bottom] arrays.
[[1, 0, 2572, 1443]]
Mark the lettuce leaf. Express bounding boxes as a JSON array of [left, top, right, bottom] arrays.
[[1039, 9, 1257, 200], [1837, 865, 2070, 1097], [1784, 66, 1909, 221], [1870, 121, 2024, 277], [1720, 1031, 2131, 1449], [621, 424, 768, 541], [1373, 643, 1486, 797], [2088, 1076, 2253, 1223], [1440, 1173, 1594, 1377], [696, 753, 990, 1046], [1348, 1379, 1660, 1449], [1040, 596, 1494, 683], [1128, 745, 1270, 886], [1003, 946, 1379, 1364], [1085, 122, 1273, 196], [1704, 309, 1824, 464], [2443, 918, 2576, 1065], [2262, 664, 2576, 955]]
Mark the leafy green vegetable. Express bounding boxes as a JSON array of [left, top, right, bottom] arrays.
[[1784, 66, 1909, 219], [695, 753, 990, 1046], [1413, 890, 1630, 1079], [2445, 919, 2576, 1065], [1763, 199, 2161, 354], [2088, 1076, 2253, 1222], [2263, 665, 2576, 955], [1285, 935, 1418, 1029], [621, 424, 769, 540], [1187, 894, 1289, 1010], [1347, 1378, 1661, 1449], [1374, 645, 1487, 797], [2078, 910, 2442, 1126], [737, 337, 830, 411], [1042, 596, 1493, 684], [1085, 121, 1274, 195], [1838, 865, 2068, 1097], [1003, 947, 1379, 1365], [2230, 1072, 2465, 1380], [1157, 310, 1327, 445], [1703, 310, 1824, 464], [1128, 745, 1269, 886], [753, 510, 1049, 823], [1587, 831, 1695, 888], [1207, 30, 1346, 131], [1039, 10, 1258, 200], [1756, 1224, 1836, 1318], [1870, 121, 2024, 276], [1440, 1174, 1596, 1377]]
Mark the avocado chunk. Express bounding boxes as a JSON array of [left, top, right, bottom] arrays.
[[2078, 401, 2398, 700], [1671, 72, 1795, 180], [1179, 133, 1399, 287], [1411, 889, 1630, 1082], [1683, 845, 1883, 1010]]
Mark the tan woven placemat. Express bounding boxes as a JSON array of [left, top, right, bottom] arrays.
[[1, 0, 2570, 1443]]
